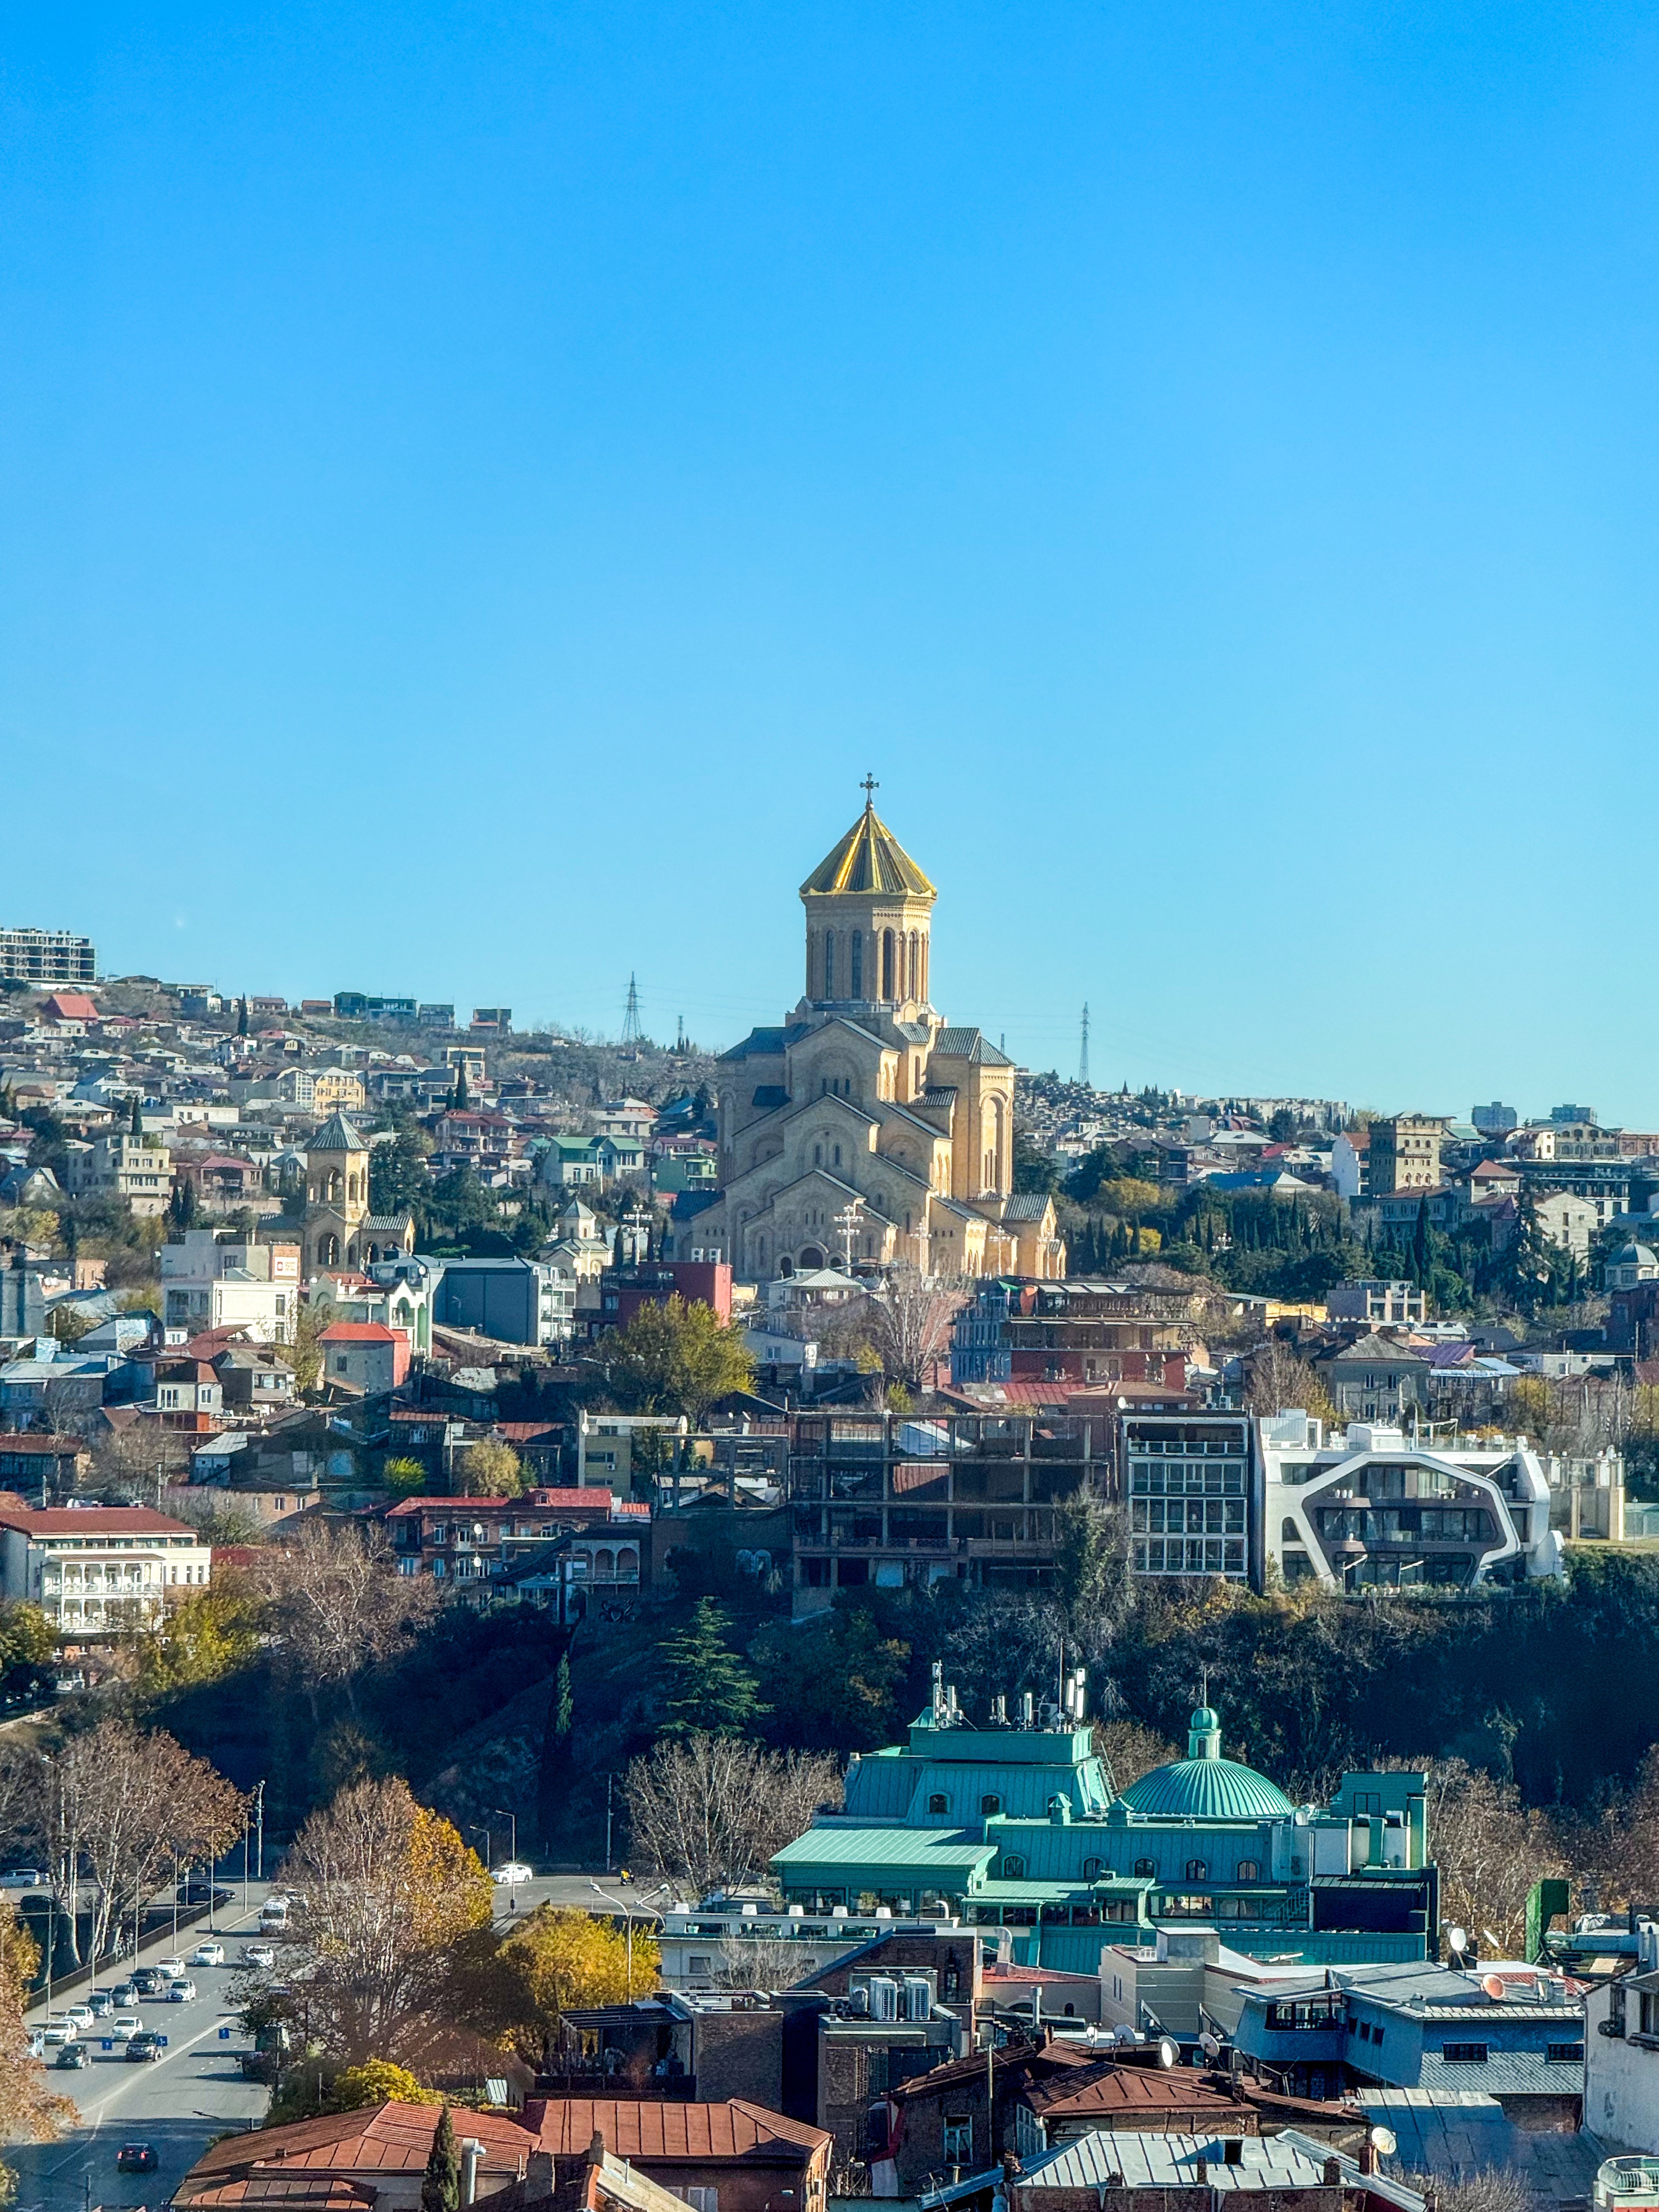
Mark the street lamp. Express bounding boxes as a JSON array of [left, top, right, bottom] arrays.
[[469, 1823, 493, 1873], [589, 1879, 639, 2001]]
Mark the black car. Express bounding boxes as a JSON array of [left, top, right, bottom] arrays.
[[130, 1968, 165, 1996], [174, 1881, 232, 1907], [117, 2145, 158, 2174], [124, 2033, 163, 2064], [56, 2043, 89, 2070]]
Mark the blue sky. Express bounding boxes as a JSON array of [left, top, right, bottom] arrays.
[[6, 2, 1659, 1119]]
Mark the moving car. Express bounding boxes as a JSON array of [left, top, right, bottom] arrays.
[[108, 2014, 142, 2041], [257, 1899, 289, 1932], [156, 1956, 187, 1979], [490, 1861, 534, 1885], [175, 1881, 232, 1907], [240, 1942, 276, 1969], [0, 1868, 44, 1888], [109, 1981, 138, 2008], [189, 1941, 225, 1967], [62, 2004, 94, 2029], [130, 1968, 166, 1996], [56, 2042, 89, 2070], [125, 2032, 164, 2063], [166, 1977, 196, 2003], [85, 1990, 113, 2018], [40, 2018, 78, 2046], [117, 2145, 158, 2174]]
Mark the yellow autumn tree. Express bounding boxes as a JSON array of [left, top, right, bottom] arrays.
[[492, 1907, 660, 2061]]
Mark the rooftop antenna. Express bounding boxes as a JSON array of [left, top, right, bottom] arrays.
[[676, 1014, 686, 1052], [621, 973, 644, 1046], [1079, 1003, 1090, 1089]]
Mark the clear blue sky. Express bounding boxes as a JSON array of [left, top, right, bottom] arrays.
[[6, 3, 1659, 1120]]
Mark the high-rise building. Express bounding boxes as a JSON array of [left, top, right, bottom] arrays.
[[0, 927, 96, 986], [1366, 1113, 1451, 1195]]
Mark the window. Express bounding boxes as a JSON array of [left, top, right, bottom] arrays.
[[1184, 1858, 1208, 1881], [1547, 2042, 1585, 2063], [980, 1794, 1001, 1815], [943, 2119, 972, 2164], [1081, 1857, 1102, 1881], [1236, 1860, 1259, 1882], [1133, 1858, 1156, 1878], [850, 930, 863, 998], [824, 931, 835, 995], [1000, 1854, 1026, 1881], [1441, 2042, 1488, 2064], [683, 2189, 719, 2212], [928, 1794, 949, 1814]]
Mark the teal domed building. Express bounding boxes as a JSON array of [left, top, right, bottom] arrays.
[[771, 1685, 1435, 1975]]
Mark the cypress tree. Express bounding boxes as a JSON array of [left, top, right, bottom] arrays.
[[422, 2109, 460, 2212]]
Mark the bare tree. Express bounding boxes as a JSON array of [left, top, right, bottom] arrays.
[[869, 1266, 965, 1391], [622, 1736, 842, 1896], [712, 1933, 817, 1991], [279, 1775, 493, 2064], [1392, 1758, 1564, 1959], [261, 1521, 437, 1716], [49, 1721, 243, 1965], [1244, 1339, 1335, 1421], [0, 1899, 75, 2154]]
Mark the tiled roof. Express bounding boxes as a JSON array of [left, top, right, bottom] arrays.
[[175, 2104, 529, 2199], [306, 1113, 369, 1153], [0, 1433, 86, 1455], [319, 1323, 398, 1342], [1002, 1195, 1054, 1222], [0, 1505, 200, 1536], [524, 2100, 829, 2163]]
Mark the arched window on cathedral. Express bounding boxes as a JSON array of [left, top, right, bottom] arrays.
[[908, 934, 920, 998], [833, 1144, 842, 1167], [881, 929, 895, 999], [850, 930, 863, 998], [813, 1144, 822, 1166], [824, 930, 835, 996]]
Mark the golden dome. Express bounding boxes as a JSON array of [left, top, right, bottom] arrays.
[[800, 799, 936, 900]]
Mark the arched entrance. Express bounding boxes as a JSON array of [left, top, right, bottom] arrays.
[[798, 1244, 826, 1271]]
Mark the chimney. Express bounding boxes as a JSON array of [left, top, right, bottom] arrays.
[[1322, 2159, 1342, 2187], [461, 2141, 485, 2207], [527, 2153, 556, 2195], [588, 2132, 607, 2169], [1358, 2142, 1378, 2176]]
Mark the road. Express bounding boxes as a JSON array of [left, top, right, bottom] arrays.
[[8, 1873, 665, 2212], [12, 1902, 270, 2212]]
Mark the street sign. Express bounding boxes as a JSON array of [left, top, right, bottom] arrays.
[[219, 2027, 230, 2039]]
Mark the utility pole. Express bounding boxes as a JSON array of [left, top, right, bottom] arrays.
[[835, 1200, 863, 1271], [1079, 1003, 1090, 1090], [621, 976, 643, 1048]]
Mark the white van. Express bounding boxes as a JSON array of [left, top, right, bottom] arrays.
[[257, 1897, 289, 1934]]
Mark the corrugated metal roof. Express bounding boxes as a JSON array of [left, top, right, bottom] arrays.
[[526, 2100, 829, 2161], [771, 1824, 993, 1874], [1021, 2130, 1334, 2191]]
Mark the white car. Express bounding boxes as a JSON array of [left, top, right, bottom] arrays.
[[241, 1942, 276, 1969], [0, 1868, 45, 1888], [166, 1977, 196, 2004], [108, 2013, 142, 2041], [189, 1941, 225, 1967], [156, 1956, 188, 1979], [40, 2018, 78, 2046], [490, 1861, 534, 1885], [62, 2004, 94, 2029]]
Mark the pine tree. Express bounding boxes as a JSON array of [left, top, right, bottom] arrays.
[[421, 2109, 460, 2212], [237, 996, 249, 1037], [129, 1094, 142, 1137], [554, 1651, 573, 1743], [452, 1064, 470, 1110], [656, 1598, 769, 1738]]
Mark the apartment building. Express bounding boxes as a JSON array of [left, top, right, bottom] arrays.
[[65, 1131, 174, 1215], [0, 928, 96, 986], [160, 1228, 302, 1341], [1116, 1410, 1257, 1586], [789, 1410, 1108, 1615], [1366, 1115, 1451, 1196]]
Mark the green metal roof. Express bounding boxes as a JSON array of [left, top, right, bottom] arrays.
[[1117, 1756, 1296, 1822], [771, 1824, 993, 1879]]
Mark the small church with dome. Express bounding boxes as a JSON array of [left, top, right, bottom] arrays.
[[771, 1683, 1437, 1976], [669, 782, 1065, 1282]]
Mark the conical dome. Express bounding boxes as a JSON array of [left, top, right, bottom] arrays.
[[801, 803, 936, 900], [307, 1112, 369, 1153]]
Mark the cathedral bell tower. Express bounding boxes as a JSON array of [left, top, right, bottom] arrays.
[[799, 775, 937, 1013]]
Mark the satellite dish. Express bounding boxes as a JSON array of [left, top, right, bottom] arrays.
[[1482, 1974, 1510, 2002], [1446, 1927, 1469, 1954], [1156, 2036, 1179, 2070], [1199, 2033, 1221, 2059], [1369, 2127, 1398, 2158]]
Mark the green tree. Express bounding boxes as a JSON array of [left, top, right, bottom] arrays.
[[1051, 1495, 1134, 1646], [452, 1064, 470, 1110], [422, 2106, 460, 2212], [383, 1457, 429, 1496], [0, 1604, 54, 1687], [603, 1295, 754, 1423], [461, 1439, 524, 1498], [1011, 1127, 1059, 1196], [291, 1298, 337, 1396], [371, 1127, 431, 1217], [47, 1305, 91, 1346], [656, 1599, 768, 1737]]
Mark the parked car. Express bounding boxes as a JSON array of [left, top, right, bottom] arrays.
[[240, 1942, 276, 1969], [490, 1861, 534, 1884], [85, 1990, 113, 2018], [166, 1977, 196, 2003], [0, 1868, 44, 1888], [56, 2043, 89, 2070], [40, 2018, 78, 2046], [124, 2033, 164, 2063], [189, 1941, 225, 1968], [108, 2013, 142, 2041], [117, 2145, 158, 2173]]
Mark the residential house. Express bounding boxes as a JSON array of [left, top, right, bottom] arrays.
[[172, 2104, 535, 2212], [161, 1228, 301, 1342], [1585, 1922, 1659, 2151], [952, 1280, 1199, 1394], [1536, 1190, 1599, 1258], [0, 931, 96, 987], [0, 1503, 210, 1639], [1258, 1412, 1561, 1590], [594, 1099, 656, 1143], [172, 1151, 265, 1212], [1230, 1957, 1584, 2123], [1325, 1282, 1425, 1327], [1115, 1410, 1256, 1587], [212, 1343, 296, 1414], [318, 1322, 409, 1394], [435, 1257, 573, 1348], [308, 1066, 367, 1113], [154, 1357, 225, 1431], [577, 1413, 692, 1492], [585, 1259, 733, 1341], [0, 1433, 90, 1498], [542, 1136, 605, 1189], [385, 1489, 647, 1599], [65, 1130, 174, 1214], [520, 2100, 830, 2212], [1311, 1333, 1433, 1424], [0, 1349, 119, 1429]]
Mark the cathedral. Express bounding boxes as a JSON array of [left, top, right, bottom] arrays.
[[671, 786, 1065, 1282]]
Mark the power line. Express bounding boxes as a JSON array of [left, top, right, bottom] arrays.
[[620, 973, 643, 1045]]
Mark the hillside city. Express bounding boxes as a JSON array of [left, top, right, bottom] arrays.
[[1, 800, 1657, 2212]]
